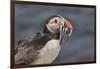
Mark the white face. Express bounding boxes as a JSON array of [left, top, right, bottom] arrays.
[[46, 17, 64, 33], [46, 16, 73, 44]]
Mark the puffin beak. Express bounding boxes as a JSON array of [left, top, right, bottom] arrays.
[[60, 19, 73, 44]]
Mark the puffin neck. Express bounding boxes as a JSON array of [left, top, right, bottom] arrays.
[[43, 27, 60, 40]]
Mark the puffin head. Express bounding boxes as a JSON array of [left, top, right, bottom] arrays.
[[43, 15, 73, 44]]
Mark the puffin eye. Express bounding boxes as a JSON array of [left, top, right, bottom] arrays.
[[54, 19, 58, 23]]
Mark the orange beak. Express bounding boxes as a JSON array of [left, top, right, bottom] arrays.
[[66, 20, 73, 30]]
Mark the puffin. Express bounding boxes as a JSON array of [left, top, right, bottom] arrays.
[[15, 15, 73, 65]]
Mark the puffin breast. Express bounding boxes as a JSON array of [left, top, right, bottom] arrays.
[[29, 39, 61, 65]]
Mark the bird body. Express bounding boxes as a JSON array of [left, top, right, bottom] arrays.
[[15, 15, 73, 65], [30, 39, 60, 65], [15, 33, 60, 65]]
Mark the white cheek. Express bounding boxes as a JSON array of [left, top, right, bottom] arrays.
[[52, 23, 59, 28], [46, 23, 60, 33]]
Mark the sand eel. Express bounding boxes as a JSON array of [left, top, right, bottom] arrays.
[[15, 15, 73, 65]]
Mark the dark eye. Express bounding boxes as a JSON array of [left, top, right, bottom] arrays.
[[54, 19, 58, 23]]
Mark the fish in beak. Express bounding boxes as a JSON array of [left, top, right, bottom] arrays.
[[60, 18, 73, 44]]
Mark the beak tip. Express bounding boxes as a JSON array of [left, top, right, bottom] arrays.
[[66, 20, 73, 30]]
